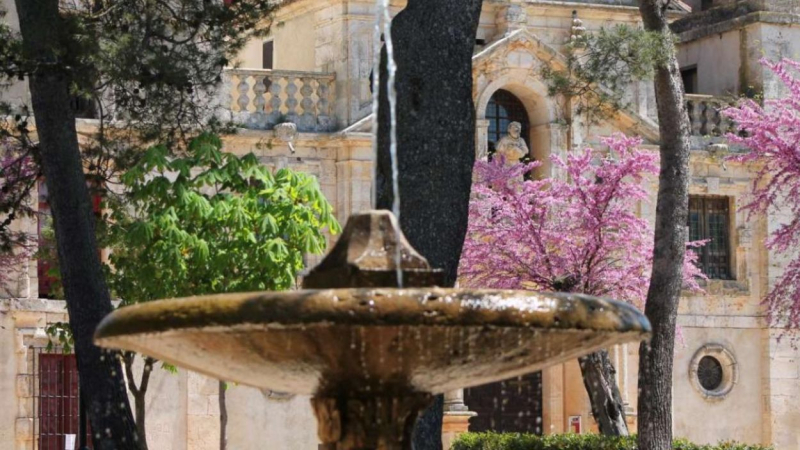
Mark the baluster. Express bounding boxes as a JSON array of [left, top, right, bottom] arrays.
[[300, 77, 316, 130], [706, 100, 720, 136], [236, 75, 252, 112], [268, 76, 283, 125], [721, 100, 735, 135], [300, 78, 315, 115], [318, 78, 333, 130], [688, 99, 703, 136], [252, 73, 268, 114], [220, 71, 234, 112], [285, 77, 299, 119]]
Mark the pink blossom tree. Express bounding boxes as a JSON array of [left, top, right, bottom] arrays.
[[0, 135, 38, 294], [459, 133, 704, 435], [724, 58, 800, 331]]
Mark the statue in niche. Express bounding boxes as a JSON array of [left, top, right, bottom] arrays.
[[495, 121, 529, 165]]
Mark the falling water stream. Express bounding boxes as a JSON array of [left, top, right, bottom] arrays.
[[370, 0, 403, 287]]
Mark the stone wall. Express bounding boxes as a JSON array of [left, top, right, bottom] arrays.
[[0, 298, 323, 450]]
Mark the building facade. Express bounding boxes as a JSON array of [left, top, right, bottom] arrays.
[[2, 0, 800, 449]]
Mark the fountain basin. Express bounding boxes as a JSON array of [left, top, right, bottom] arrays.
[[94, 211, 652, 449], [94, 287, 649, 396]]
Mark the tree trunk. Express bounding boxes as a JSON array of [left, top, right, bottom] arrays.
[[133, 393, 148, 450], [636, 2, 692, 450], [14, 1, 139, 448], [123, 355, 153, 450], [376, 1, 483, 449], [578, 350, 629, 436], [219, 381, 228, 450]]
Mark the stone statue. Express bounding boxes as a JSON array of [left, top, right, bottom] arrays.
[[495, 121, 529, 164]]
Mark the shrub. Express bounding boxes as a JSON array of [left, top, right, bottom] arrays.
[[452, 432, 772, 450]]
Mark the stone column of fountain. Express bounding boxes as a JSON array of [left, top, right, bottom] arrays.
[[95, 210, 652, 450], [442, 390, 476, 449], [301, 212, 445, 450]]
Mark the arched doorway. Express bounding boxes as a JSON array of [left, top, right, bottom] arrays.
[[485, 89, 532, 162], [465, 92, 543, 435]]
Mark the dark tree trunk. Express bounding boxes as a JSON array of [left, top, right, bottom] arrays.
[[376, 1, 483, 449], [636, 2, 692, 450], [133, 393, 147, 450], [14, 1, 139, 448], [219, 381, 228, 450], [578, 350, 628, 436]]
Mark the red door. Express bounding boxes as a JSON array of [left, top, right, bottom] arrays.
[[38, 354, 91, 449]]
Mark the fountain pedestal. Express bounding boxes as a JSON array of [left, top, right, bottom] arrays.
[[94, 211, 651, 450], [313, 393, 432, 450]]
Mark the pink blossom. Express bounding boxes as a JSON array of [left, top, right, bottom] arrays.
[[459, 133, 704, 308], [723, 58, 800, 329], [0, 137, 38, 294]]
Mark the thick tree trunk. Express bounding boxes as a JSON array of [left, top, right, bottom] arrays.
[[376, 1, 483, 449], [636, 2, 692, 450], [14, 1, 139, 448], [578, 350, 629, 436]]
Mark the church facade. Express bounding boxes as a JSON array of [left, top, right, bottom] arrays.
[[2, 1, 800, 449]]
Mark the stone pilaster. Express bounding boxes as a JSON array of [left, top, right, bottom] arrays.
[[541, 364, 565, 434], [475, 119, 490, 161]]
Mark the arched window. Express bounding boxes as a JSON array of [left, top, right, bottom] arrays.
[[486, 89, 531, 160]]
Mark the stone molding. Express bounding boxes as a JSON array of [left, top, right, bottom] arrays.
[[688, 343, 739, 402], [674, 8, 800, 43]]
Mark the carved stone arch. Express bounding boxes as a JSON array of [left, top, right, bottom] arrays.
[[474, 76, 559, 178]]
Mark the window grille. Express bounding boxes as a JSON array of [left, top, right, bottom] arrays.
[[25, 347, 92, 449], [688, 196, 732, 279]]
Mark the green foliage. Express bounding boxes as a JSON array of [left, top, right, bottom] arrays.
[[103, 132, 340, 304], [0, 0, 281, 250], [452, 433, 772, 450], [44, 322, 73, 354], [33, 217, 64, 299], [540, 25, 672, 126]]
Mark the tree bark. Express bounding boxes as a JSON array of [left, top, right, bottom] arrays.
[[123, 354, 153, 450], [636, 2, 692, 450], [578, 350, 629, 436], [219, 381, 228, 450], [133, 393, 147, 450], [376, 1, 483, 449], [14, 1, 139, 448]]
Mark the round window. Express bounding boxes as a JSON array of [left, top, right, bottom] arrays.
[[689, 344, 738, 401], [697, 355, 723, 391]]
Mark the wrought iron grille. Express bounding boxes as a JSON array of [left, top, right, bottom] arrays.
[[688, 196, 732, 280], [25, 347, 92, 450]]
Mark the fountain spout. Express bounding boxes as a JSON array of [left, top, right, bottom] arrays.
[[303, 210, 443, 289]]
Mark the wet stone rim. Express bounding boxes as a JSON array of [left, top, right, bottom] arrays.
[[94, 288, 651, 342]]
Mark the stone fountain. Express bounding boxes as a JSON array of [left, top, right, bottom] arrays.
[[95, 210, 651, 450]]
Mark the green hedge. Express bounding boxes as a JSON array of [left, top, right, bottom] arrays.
[[452, 432, 772, 450]]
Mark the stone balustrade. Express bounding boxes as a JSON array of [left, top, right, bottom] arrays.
[[685, 94, 737, 137], [223, 69, 336, 132]]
